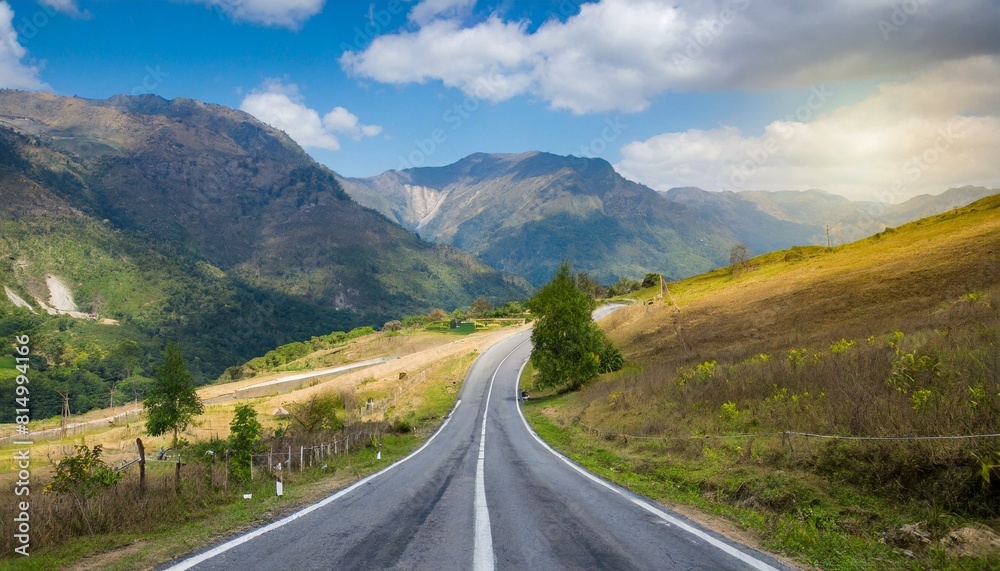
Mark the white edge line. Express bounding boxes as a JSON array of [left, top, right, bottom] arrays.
[[164, 398, 463, 571], [513, 359, 780, 571]]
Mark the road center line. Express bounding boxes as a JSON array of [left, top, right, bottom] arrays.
[[474, 338, 529, 571], [513, 359, 780, 571]]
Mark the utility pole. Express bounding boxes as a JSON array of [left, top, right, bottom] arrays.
[[57, 390, 70, 437], [826, 225, 832, 249]]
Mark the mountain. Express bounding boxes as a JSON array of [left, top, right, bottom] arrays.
[[340, 152, 997, 286], [665, 185, 998, 246], [338, 152, 819, 286], [0, 91, 529, 382]]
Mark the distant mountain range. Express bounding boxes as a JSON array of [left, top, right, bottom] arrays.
[[1, 91, 993, 375], [0, 91, 528, 378], [339, 151, 997, 286]]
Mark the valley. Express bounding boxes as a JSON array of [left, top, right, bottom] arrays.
[[0, 94, 997, 570]]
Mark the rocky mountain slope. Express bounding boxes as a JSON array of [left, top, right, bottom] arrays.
[[338, 152, 815, 285], [340, 151, 996, 285]]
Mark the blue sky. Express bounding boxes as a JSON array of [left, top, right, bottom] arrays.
[[2, 0, 999, 201]]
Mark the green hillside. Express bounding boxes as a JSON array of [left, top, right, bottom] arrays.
[[524, 195, 1000, 568], [0, 91, 528, 421]]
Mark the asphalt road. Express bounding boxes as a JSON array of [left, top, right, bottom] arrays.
[[165, 321, 790, 571]]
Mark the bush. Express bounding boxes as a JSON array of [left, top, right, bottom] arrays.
[[598, 343, 625, 374], [44, 444, 122, 535]]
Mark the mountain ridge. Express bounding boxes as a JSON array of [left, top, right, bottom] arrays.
[[340, 151, 997, 285]]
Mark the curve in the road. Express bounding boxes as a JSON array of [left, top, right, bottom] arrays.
[[163, 328, 790, 571]]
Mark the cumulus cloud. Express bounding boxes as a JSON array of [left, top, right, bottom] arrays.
[[616, 57, 1000, 201], [0, 4, 47, 90], [239, 80, 381, 152], [322, 107, 382, 140], [195, 0, 326, 29], [342, 0, 1000, 114]]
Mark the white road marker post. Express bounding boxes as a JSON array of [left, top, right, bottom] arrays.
[[276, 462, 283, 497]]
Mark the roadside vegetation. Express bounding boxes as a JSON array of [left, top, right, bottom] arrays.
[[0, 299, 519, 569], [521, 196, 1000, 569], [528, 261, 625, 392]]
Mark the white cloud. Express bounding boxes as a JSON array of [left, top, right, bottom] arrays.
[[195, 0, 326, 29], [342, 0, 1000, 114], [239, 80, 381, 152], [39, 0, 87, 17], [341, 16, 536, 103], [616, 57, 1000, 201], [0, 4, 47, 90], [409, 0, 477, 26], [322, 107, 382, 140]]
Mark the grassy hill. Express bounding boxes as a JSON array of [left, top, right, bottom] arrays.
[[523, 195, 1000, 568]]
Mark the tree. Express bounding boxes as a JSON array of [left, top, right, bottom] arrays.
[[641, 273, 661, 289], [144, 344, 203, 448], [576, 272, 607, 299], [229, 404, 262, 483], [287, 393, 344, 434], [528, 261, 605, 391], [45, 444, 122, 535], [607, 277, 642, 297], [729, 244, 749, 273], [470, 296, 493, 317]]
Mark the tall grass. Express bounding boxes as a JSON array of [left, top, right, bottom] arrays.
[[0, 422, 406, 563], [572, 291, 1000, 517]]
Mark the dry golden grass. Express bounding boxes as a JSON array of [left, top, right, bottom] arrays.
[[0, 325, 526, 473], [522, 196, 1000, 568], [605, 196, 1000, 365]]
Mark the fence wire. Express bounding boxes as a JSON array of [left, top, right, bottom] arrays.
[[575, 420, 1000, 444]]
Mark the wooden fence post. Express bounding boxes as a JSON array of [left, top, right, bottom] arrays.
[[136, 438, 146, 493]]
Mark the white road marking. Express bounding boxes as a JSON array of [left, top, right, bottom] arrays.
[[513, 359, 781, 571], [474, 337, 530, 571], [164, 399, 463, 571]]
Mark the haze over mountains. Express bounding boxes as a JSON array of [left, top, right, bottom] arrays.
[[338, 151, 996, 286]]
